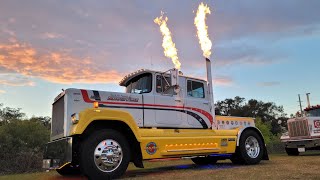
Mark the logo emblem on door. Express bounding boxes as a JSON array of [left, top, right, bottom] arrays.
[[146, 142, 158, 155]]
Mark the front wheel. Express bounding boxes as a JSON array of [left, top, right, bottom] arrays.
[[80, 129, 130, 179], [231, 129, 264, 165]]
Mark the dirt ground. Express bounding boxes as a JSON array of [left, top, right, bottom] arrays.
[[1, 153, 320, 180]]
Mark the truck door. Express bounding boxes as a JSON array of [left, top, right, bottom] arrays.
[[153, 73, 184, 127], [185, 79, 212, 129]]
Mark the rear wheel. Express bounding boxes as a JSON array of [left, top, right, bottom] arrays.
[[285, 148, 299, 156], [191, 156, 218, 165], [231, 129, 264, 165], [80, 129, 130, 179]]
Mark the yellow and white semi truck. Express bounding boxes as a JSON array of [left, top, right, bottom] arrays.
[[43, 59, 269, 179]]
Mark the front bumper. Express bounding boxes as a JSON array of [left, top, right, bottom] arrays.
[[281, 137, 320, 149], [43, 137, 73, 169]]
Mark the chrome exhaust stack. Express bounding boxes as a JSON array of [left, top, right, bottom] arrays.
[[206, 58, 216, 129]]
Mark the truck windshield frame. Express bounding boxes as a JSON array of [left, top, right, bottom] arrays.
[[125, 73, 152, 94]]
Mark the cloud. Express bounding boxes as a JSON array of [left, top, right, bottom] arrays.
[[0, 39, 123, 84], [0, 74, 35, 86], [210, 0, 320, 41], [214, 75, 233, 86], [0, 90, 5, 94], [258, 81, 280, 87], [213, 44, 270, 67], [41, 32, 64, 39]]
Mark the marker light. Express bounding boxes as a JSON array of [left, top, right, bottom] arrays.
[[71, 113, 79, 124], [93, 102, 99, 108]]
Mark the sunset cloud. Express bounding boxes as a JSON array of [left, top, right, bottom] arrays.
[[0, 74, 35, 86], [0, 90, 6, 94], [213, 75, 233, 86], [41, 32, 64, 39], [0, 39, 123, 84]]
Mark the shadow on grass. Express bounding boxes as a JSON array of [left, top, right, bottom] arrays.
[[122, 162, 239, 179], [45, 161, 271, 179]]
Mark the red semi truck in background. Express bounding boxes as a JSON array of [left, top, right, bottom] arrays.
[[281, 95, 320, 155]]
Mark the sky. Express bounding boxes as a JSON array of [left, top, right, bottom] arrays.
[[0, 0, 320, 117]]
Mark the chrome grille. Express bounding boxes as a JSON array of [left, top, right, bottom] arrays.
[[51, 96, 65, 137], [288, 119, 309, 137]]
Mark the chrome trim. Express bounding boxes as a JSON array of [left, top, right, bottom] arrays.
[[166, 148, 219, 152]]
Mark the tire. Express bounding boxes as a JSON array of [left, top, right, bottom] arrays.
[[80, 129, 130, 179], [191, 156, 218, 165], [231, 129, 264, 165], [56, 164, 81, 176], [285, 148, 299, 156]]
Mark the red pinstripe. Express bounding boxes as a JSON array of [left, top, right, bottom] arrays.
[[80, 89, 213, 125]]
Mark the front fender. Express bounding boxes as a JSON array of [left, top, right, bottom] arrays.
[[70, 108, 141, 141]]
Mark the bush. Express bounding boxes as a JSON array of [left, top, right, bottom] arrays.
[[255, 117, 285, 154], [0, 119, 50, 174]]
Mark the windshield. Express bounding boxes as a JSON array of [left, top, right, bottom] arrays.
[[125, 73, 152, 94], [306, 109, 320, 117]]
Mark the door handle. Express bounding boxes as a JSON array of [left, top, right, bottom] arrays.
[[175, 99, 182, 102], [203, 102, 209, 105]]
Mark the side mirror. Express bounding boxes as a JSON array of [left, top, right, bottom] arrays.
[[174, 85, 181, 94], [170, 68, 179, 86]]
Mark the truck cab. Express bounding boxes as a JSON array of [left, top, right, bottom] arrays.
[[43, 60, 268, 179], [281, 105, 320, 155], [118, 69, 212, 129]]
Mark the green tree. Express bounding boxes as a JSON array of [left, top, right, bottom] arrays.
[[254, 117, 273, 145], [0, 104, 25, 125]]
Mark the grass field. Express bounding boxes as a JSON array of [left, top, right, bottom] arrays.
[[1, 153, 320, 180]]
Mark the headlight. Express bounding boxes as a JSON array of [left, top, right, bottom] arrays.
[[71, 113, 79, 124]]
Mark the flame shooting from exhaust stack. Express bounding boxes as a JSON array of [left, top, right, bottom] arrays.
[[154, 12, 181, 69], [194, 3, 212, 58]]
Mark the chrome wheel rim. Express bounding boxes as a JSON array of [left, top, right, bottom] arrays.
[[245, 136, 260, 158], [94, 139, 123, 172]]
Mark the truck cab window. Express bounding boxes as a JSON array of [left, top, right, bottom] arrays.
[[125, 73, 152, 94], [306, 109, 320, 117], [156, 75, 176, 95], [187, 80, 205, 98]]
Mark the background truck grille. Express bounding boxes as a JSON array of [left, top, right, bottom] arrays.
[[288, 120, 309, 137], [51, 96, 65, 137]]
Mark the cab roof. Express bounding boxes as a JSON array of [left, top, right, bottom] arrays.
[[119, 69, 207, 87], [304, 105, 320, 111]]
